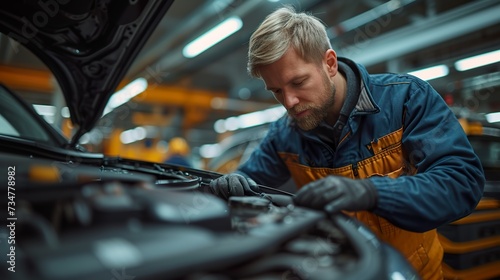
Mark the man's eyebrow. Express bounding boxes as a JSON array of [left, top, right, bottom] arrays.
[[291, 74, 308, 81], [265, 74, 309, 90]]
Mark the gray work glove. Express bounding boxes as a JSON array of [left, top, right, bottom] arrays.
[[293, 175, 378, 213], [209, 173, 260, 200]]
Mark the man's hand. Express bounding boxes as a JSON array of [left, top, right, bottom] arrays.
[[293, 175, 378, 213], [209, 173, 260, 200]]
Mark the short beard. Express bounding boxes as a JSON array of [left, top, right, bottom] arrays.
[[291, 73, 336, 131]]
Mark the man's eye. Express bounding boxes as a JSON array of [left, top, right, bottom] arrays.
[[293, 80, 304, 86]]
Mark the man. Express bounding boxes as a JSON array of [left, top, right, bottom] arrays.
[[164, 137, 193, 167], [209, 6, 484, 279]]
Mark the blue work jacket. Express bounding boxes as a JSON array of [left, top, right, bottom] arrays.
[[238, 57, 484, 233]]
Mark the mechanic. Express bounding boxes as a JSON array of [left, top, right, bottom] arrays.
[[164, 137, 193, 168], [209, 6, 485, 279]]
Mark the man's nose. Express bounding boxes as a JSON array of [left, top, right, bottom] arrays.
[[283, 91, 300, 109]]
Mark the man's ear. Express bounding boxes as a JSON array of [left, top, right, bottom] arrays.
[[325, 49, 338, 76]]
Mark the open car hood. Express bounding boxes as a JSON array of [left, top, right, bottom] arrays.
[[0, 0, 174, 145]]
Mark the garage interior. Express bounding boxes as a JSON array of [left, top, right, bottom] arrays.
[[1, 1, 500, 279], [1, 0, 499, 165]]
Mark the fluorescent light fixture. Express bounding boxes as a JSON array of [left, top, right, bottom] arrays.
[[183, 16, 243, 58], [485, 112, 500, 123], [33, 104, 55, 116], [61, 107, 70, 118], [455, 49, 500, 71], [199, 143, 222, 158], [214, 106, 286, 133], [103, 77, 148, 116], [120, 127, 147, 144], [33, 104, 56, 123], [408, 64, 449, 81]]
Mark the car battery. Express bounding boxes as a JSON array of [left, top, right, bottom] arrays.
[[437, 197, 500, 280]]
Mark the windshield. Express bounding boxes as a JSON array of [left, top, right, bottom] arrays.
[[0, 85, 56, 144]]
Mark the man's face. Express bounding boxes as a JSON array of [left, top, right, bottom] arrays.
[[259, 48, 336, 131]]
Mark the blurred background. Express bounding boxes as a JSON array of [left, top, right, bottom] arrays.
[[1, 0, 499, 171]]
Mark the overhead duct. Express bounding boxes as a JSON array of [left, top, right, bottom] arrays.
[[327, 0, 416, 37], [337, 0, 500, 67]]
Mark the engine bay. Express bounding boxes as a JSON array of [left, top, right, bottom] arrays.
[[0, 153, 417, 280]]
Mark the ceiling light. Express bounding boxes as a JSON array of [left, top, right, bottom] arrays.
[[120, 127, 147, 144], [455, 49, 500, 71], [61, 107, 71, 118], [199, 143, 222, 159], [485, 112, 500, 123], [408, 64, 449, 81], [33, 104, 55, 116], [103, 77, 148, 116], [214, 106, 286, 133], [33, 104, 56, 124], [183, 16, 242, 58]]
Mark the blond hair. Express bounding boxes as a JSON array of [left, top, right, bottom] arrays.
[[247, 5, 332, 78]]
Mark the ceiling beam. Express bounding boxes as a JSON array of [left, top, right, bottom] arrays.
[[0, 65, 54, 92], [0, 65, 274, 114], [132, 84, 226, 108], [0, 65, 225, 106]]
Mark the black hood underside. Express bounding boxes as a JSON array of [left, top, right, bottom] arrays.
[[0, 0, 174, 145]]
